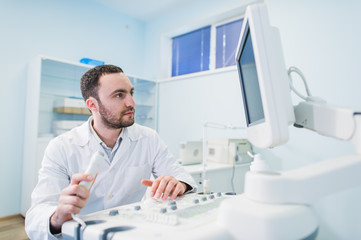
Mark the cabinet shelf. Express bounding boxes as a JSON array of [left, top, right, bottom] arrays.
[[40, 92, 82, 98], [53, 107, 91, 115]]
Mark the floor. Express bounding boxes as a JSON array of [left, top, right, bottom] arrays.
[[0, 214, 29, 240]]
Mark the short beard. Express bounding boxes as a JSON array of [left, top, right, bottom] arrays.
[[98, 100, 135, 129]]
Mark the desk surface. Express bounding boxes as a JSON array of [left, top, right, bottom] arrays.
[[182, 162, 250, 174]]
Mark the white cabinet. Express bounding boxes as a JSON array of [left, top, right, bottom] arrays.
[[21, 56, 157, 215], [129, 76, 157, 129]]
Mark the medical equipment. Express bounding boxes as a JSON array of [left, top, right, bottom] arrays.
[[235, 2, 294, 149], [179, 139, 252, 166], [218, 3, 361, 240], [202, 122, 245, 194], [178, 141, 203, 165], [72, 151, 106, 228], [79, 151, 106, 189], [62, 192, 236, 240], [207, 138, 252, 165]]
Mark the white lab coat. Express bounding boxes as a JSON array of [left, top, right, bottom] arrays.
[[25, 118, 197, 239]]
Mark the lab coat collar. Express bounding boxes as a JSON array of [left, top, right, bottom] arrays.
[[71, 116, 143, 147]]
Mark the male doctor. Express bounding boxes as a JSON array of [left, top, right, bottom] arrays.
[[25, 65, 197, 239]]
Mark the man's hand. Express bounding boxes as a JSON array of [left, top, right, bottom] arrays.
[[50, 174, 93, 234], [141, 175, 187, 200]]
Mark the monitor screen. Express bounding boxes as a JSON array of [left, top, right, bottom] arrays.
[[235, 4, 294, 148], [238, 23, 265, 126]]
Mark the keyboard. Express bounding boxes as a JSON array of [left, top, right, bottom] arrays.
[[62, 192, 236, 240]]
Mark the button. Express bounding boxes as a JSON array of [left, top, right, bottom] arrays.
[[134, 205, 141, 211], [107, 194, 113, 199], [225, 192, 236, 196], [160, 208, 167, 213], [193, 199, 199, 204], [209, 194, 215, 199], [216, 192, 222, 197], [201, 197, 207, 201], [170, 205, 177, 211], [168, 201, 176, 206], [109, 168, 114, 173], [109, 210, 119, 216]]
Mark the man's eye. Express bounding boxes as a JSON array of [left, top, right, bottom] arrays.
[[116, 93, 123, 98]]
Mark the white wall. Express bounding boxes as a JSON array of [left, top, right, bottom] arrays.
[[158, 69, 247, 157], [143, 0, 257, 80], [150, 0, 361, 239], [0, 0, 146, 217]]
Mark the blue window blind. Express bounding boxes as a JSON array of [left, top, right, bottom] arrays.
[[216, 18, 244, 68], [172, 26, 211, 76]]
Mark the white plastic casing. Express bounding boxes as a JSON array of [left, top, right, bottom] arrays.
[[218, 195, 318, 240], [249, 154, 270, 172], [235, 4, 295, 149], [294, 101, 357, 141], [244, 154, 361, 205], [79, 151, 105, 189]]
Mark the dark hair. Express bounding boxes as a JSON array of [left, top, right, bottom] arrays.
[[80, 64, 123, 101]]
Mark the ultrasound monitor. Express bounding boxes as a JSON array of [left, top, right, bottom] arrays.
[[235, 4, 295, 148]]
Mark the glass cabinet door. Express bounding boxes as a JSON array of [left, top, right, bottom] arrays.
[[129, 76, 157, 130], [38, 58, 91, 137]]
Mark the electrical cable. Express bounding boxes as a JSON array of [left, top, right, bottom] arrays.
[[71, 213, 86, 228], [231, 160, 236, 193], [287, 66, 312, 100]]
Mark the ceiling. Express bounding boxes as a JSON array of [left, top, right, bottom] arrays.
[[94, 0, 196, 21]]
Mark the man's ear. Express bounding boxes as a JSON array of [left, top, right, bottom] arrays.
[[86, 97, 98, 113]]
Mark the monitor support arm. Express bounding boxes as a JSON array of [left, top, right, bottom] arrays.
[[244, 101, 361, 205], [294, 101, 361, 154], [219, 101, 361, 239]]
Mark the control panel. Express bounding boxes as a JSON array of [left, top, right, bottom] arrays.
[[62, 192, 236, 240]]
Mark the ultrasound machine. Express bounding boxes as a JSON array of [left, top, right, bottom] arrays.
[[62, 3, 361, 240]]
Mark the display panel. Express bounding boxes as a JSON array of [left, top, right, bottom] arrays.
[[238, 24, 264, 126], [235, 4, 295, 148]]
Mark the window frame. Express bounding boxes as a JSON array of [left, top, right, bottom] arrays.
[[214, 17, 244, 69], [162, 15, 245, 80], [171, 25, 212, 77]]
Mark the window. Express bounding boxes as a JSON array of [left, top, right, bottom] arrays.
[[216, 18, 244, 68], [172, 26, 211, 77], [171, 18, 243, 77]]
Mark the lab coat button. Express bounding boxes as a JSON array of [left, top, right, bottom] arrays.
[[107, 194, 113, 199]]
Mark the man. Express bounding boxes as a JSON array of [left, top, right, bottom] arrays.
[[25, 65, 197, 239]]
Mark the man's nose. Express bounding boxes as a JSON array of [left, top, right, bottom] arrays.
[[125, 94, 135, 107]]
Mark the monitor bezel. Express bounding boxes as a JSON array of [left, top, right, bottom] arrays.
[[235, 4, 295, 148]]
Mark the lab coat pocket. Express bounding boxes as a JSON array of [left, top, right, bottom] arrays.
[[122, 164, 152, 200], [124, 163, 152, 181]]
